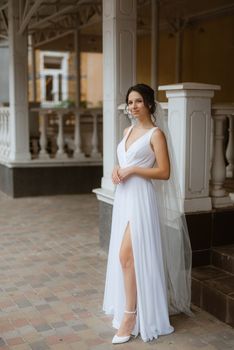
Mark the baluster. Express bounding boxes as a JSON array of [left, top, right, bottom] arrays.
[[55, 112, 68, 159], [2, 111, 7, 160], [0, 112, 3, 159], [91, 112, 102, 159], [226, 114, 234, 178], [211, 114, 232, 207], [38, 113, 50, 160], [6, 110, 10, 160], [73, 111, 85, 160]]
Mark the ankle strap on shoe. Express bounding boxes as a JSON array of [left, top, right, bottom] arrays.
[[124, 310, 136, 314]]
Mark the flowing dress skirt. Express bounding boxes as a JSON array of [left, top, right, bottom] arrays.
[[103, 175, 174, 342]]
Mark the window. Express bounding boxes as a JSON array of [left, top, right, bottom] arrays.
[[40, 51, 69, 106]]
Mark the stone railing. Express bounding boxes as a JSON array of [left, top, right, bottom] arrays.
[[30, 107, 102, 162], [0, 107, 10, 162]]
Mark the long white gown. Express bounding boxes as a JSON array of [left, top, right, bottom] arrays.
[[103, 125, 174, 342]]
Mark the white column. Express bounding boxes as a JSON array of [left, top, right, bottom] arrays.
[[8, 0, 31, 162], [151, 0, 159, 96], [91, 112, 102, 159], [159, 82, 220, 213], [226, 115, 234, 178], [98, 0, 137, 200]]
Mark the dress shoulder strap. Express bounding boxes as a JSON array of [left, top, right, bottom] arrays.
[[124, 125, 134, 138]]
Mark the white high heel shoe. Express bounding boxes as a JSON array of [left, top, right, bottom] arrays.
[[112, 310, 137, 345]]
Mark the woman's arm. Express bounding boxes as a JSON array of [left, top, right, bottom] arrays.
[[112, 126, 132, 184], [118, 128, 170, 181]]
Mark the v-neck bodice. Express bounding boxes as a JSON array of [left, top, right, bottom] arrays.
[[117, 125, 158, 168]]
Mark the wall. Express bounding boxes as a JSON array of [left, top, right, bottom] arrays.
[[137, 14, 234, 103]]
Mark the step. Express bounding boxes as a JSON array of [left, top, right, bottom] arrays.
[[192, 265, 234, 327], [212, 245, 234, 274]]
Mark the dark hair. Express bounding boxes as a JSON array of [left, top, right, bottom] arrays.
[[125, 83, 157, 115]]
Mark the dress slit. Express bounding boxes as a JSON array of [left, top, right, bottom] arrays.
[[118, 220, 139, 336]]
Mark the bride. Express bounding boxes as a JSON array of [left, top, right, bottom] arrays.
[[103, 84, 192, 344]]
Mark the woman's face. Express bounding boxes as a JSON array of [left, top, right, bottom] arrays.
[[127, 91, 150, 119]]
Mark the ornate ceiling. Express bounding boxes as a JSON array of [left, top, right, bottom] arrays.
[[0, 0, 234, 48]]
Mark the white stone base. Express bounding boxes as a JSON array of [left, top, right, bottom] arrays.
[[212, 195, 234, 208], [93, 187, 114, 205], [230, 192, 234, 203], [90, 152, 102, 161], [73, 153, 86, 161], [184, 197, 212, 213], [55, 153, 68, 160]]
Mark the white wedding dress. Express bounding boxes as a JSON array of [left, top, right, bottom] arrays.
[[103, 125, 174, 342]]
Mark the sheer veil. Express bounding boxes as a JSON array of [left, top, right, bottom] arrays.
[[153, 102, 192, 316], [126, 101, 192, 316]]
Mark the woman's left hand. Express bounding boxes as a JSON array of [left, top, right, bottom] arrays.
[[118, 167, 134, 182]]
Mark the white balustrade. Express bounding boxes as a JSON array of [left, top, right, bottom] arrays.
[[226, 114, 234, 178], [30, 107, 103, 162], [0, 107, 10, 162], [211, 104, 234, 208], [91, 112, 102, 159]]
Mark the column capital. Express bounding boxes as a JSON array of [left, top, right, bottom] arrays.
[[159, 82, 221, 99]]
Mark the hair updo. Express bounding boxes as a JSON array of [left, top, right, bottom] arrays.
[[125, 83, 157, 116]]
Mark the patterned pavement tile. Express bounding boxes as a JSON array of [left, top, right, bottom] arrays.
[[0, 193, 234, 350]]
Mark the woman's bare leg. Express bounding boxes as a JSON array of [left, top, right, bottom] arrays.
[[117, 223, 137, 336]]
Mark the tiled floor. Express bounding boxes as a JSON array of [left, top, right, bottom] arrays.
[[0, 193, 233, 350]]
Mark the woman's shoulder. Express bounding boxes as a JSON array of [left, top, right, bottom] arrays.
[[151, 127, 166, 143]]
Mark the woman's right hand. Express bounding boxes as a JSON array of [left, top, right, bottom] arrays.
[[112, 165, 121, 184]]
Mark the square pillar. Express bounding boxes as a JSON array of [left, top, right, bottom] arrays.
[[8, 0, 31, 162], [159, 82, 220, 213], [100, 0, 137, 197]]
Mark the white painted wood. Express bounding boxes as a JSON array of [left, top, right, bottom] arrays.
[[226, 115, 234, 178], [40, 51, 69, 107], [101, 0, 137, 193], [8, 0, 31, 162], [55, 112, 68, 159], [211, 114, 232, 207], [159, 82, 221, 212]]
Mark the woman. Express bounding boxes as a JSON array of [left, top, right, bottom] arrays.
[[103, 84, 191, 344]]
